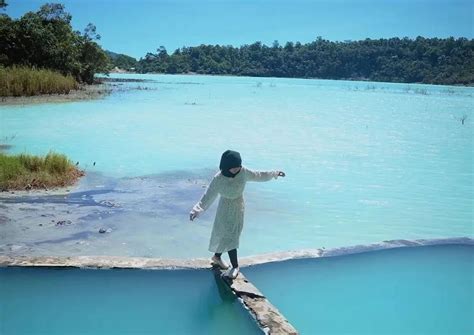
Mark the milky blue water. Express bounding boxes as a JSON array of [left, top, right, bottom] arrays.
[[0, 74, 472, 258], [0, 267, 262, 335], [243, 244, 474, 335]]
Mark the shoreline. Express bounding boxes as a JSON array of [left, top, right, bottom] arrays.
[[0, 184, 76, 196], [107, 71, 474, 88], [1, 237, 471, 270], [0, 83, 112, 106], [0, 76, 158, 106], [1, 73, 471, 107]]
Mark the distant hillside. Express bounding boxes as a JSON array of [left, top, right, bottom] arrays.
[[106, 51, 137, 71], [135, 37, 474, 85]]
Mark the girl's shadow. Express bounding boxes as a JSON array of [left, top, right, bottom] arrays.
[[211, 265, 236, 302]]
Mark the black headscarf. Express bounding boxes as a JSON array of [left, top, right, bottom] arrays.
[[219, 150, 242, 178]]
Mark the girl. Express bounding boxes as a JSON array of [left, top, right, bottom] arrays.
[[189, 150, 285, 279]]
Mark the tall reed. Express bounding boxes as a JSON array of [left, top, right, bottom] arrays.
[[0, 66, 78, 97]]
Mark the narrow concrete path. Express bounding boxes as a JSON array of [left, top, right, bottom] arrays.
[[212, 266, 298, 334]]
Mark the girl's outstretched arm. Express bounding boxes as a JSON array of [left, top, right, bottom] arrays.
[[244, 167, 285, 182], [190, 177, 219, 220]]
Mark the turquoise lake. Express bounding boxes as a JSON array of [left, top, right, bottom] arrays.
[[1, 244, 472, 334], [0, 74, 472, 258], [0, 267, 262, 335], [243, 244, 474, 335]]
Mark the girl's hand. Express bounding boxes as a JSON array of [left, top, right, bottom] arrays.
[[190, 212, 198, 221], [277, 171, 286, 177]]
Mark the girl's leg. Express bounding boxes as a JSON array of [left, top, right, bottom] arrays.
[[214, 252, 222, 258], [227, 249, 238, 268]]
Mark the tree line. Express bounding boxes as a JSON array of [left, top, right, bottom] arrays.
[[0, 3, 109, 84], [129, 37, 473, 85]]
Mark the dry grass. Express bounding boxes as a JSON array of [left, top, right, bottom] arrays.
[[0, 152, 84, 191], [0, 66, 79, 97]]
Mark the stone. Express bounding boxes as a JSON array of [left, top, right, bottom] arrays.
[[9, 245, 23, 252], [56, 220, 72, 226], [98, 228, 112, 234], [229, 276, 264, 298], [99, 200, 120, 208]]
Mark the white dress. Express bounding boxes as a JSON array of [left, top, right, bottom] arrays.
[[191, 166, 279, 253]]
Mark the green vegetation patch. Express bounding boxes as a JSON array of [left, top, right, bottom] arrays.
[[0, 66, 78, 96], [136, 37, 474, 85], [0, 3, 109, 86], [0, 152, 84, 191]]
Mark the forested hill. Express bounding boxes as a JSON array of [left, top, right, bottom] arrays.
[[132, 37, 473, 85], [106, 51, 137, 71]]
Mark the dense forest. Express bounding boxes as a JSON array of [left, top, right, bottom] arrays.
[[0, 3, 109, 84], [128, 37, 474, 85]]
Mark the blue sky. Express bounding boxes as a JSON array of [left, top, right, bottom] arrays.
[[6, 0, 473, 59]]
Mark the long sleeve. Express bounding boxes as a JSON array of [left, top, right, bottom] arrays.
[[191, 176, 219, 217], [244, 167, 278, 182]]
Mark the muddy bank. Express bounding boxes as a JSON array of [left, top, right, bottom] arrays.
[[0, 83, 112, 106], [0, 77, 155, 106]]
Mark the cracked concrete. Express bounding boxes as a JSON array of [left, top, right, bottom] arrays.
[[0, 237, 471, 270], [213, 266, 298, 335]]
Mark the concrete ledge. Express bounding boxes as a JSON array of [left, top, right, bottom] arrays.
[[212, 266, 298, 335], [0, 255, 210, 270], [1, 237, 471, 270]]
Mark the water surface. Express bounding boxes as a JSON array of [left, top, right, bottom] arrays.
[[243, 244, 474, 335], [0, 267, 262, 335], [1, 74, 472, 257]]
